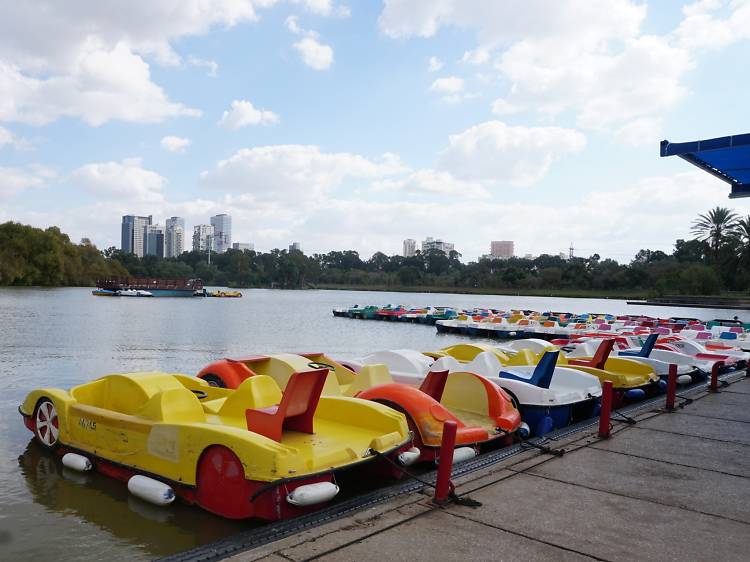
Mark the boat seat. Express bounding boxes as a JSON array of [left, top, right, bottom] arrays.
[[245, 369, 327, 442], [219, 375, 283, 419], [419, 370, 450, 401], [499, 351, 559, 389], [431, 355, 463, 373], [568, 339, 614, 369], [139, 388, 206, 423], [696, 331, 712, 340], [620, 333, 658, 358], [720, 332, 738, 340], [346, 364, 393, 396]]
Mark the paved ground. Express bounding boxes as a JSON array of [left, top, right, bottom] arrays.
[[226, 376, 750, 562]]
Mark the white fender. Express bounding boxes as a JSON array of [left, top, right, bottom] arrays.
[[62, 452, 92, 472], [127, 475, 175, 506], [286, 482, 340, 506], [397, 447, 421, 466], [437, 446, 477, 465]]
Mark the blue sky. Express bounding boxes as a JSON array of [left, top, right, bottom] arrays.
[[1, 0, 750, 261]]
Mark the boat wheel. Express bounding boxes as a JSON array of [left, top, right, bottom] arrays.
[[196, 446, 251, 519], [201, 374, 226, 388], [34, 399, 59, 449]]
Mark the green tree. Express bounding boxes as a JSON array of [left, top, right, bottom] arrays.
[[691, 206, 738, 262]]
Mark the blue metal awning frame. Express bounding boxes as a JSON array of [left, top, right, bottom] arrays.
[[660, 133, 750, 198]]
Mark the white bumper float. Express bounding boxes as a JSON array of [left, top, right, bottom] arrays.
[[286, 481, 340, 507]]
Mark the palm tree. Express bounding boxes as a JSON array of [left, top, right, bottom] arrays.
[[731, 215, 750, 268], [691, 206, 738, 262]]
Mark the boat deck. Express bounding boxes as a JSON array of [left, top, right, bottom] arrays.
[[212, 376, 750, 562]]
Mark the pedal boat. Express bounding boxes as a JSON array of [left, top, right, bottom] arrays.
[[434, 341, 661, 407], [197, 353, 522, 463], [429, 350, 602, 437], [19, 370, 410, 521]]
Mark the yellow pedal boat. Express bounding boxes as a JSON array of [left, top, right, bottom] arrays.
[[19, 370, 410, 520]]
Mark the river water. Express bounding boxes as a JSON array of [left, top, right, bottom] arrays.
[[0, 287, 744, 561]]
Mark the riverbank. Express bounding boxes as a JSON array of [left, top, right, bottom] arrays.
[[315, 284, 651, 299]]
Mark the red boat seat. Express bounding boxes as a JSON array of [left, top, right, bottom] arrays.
[[419, 370, 450, 401], [568, 339, 614, 370], [245, 369, 328, 442]]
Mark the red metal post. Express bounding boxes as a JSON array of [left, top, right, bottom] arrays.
[[598, 381, 613, 439], [665, 364, 677, 411], [709, 361, 723, 392], [434, 420, 457, 504]]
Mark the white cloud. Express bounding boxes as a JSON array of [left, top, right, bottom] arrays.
[[429, 76, 464, 94], [217, 99, 279, 129], [0, 165, 47, 198], [285, 15, 335, 70], [673, 0, 750, 50], [72, 158, 166, 203], [613, 118, 662, 147], [187, 56, 218, 77], [293, 36, 334, 70], [438, 121, 586, 187], [379, 0, 704, 133], [491, 98, 521, 116], [372, 169, 489, 198], [0, 126, 30, 149], [160, 135, 191, 153], [460, 48, 489, 65], [0, 1, 276, 125], [200, 145, 405, 202], [428, 56, 443, 72], [290, 0, 350, 17]]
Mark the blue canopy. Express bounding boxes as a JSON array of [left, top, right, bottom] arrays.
[[660, 133, 750, 198]]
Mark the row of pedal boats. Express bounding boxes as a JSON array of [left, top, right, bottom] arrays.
[[20, 334, 747, 522], [333, 305, 750, 350]]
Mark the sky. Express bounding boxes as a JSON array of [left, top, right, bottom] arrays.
[[1, 0, 750, 262]]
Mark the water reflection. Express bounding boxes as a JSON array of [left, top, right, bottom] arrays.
[[16, 440, 250, 558]]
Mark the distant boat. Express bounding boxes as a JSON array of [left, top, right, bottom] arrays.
[[95, 277, 203, 297], [116, 289, 152, 297], [207, 290, 242, 298], [91, 289, 116, 297]]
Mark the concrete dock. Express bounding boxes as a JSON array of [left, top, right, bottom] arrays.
[[224, 376, 750, 562]]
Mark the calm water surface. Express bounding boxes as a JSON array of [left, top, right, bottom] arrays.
[[0, 287, 745, 561]]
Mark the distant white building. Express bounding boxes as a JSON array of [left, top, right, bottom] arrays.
[[193, 224, 214, 252], [144, 224, 165, 257], [289, 242, 302, 253], [120, 215, 152, 257], [210, 214, 232, 253], [165, 217, 185, 258], [422, 237, 454, 255], [232, 242, 254, 251], [490, 241, 514, 259], [403, 238, 417, 257]]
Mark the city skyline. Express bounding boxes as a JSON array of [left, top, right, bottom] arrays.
[[3, 3, 750, 263]]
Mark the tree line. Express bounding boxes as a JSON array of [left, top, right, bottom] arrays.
[[0, 207, 748, 295]]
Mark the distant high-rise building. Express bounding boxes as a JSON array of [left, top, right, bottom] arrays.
[[210, 214, 232, 253], [165, 217, 185, 258], [403, 238, 417, 257], [193, 224, 214, 252], [232, 242, 254, 251], [490, 241, 514, 259], [121, 215, 152, 257], [288, 242, 302, 253], [145, 224, 165, 257], [421, 237, 454, 255]]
